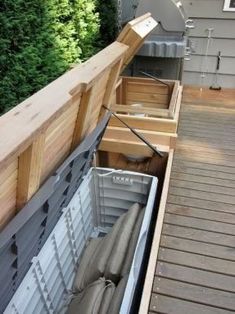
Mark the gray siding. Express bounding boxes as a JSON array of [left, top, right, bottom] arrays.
[[182, 0, 235, 88]]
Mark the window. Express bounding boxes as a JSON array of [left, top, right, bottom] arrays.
[[223, 0, 235, 11]]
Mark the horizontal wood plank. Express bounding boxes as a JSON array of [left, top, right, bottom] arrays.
[[170, 179, 235, 196], [153, 277, 235, 311], [162, 224, 235, 248], [166, 203, 235, 224], [156, 262, 235, 293], [150, 294, 228, 314], [158, 247, 235, 276], [161, 235, 235, 261], [164, 213, 235, 235]]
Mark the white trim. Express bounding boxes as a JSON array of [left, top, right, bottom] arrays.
[[223, 0, 235, 11]]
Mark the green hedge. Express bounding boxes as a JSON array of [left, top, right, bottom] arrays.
[[0, 0, 101, 113], [97, 0, 118, 47]]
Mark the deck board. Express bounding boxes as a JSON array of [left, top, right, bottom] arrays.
[[149, 88, 235, 313]]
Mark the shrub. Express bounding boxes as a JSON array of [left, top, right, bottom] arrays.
[[96, 0, 118, 47], [0, 0, 100, 113]]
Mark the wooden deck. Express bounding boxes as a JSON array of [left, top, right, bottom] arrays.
[[148, 87, 235, 314]]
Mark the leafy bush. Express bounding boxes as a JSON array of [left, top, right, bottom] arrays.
[[0, 0, 100, 113]]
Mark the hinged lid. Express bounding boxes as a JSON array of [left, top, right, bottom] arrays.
[[0, 113, 110, 313], [117, 13, 158, 70]]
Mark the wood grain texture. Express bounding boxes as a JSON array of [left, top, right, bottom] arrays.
[[117, 14, 158, 69], [0, 41, 128, 171], [0, 160, 18, 229], [109, 114, 177, 133], [153, 277, 235, 311], [0, 40, 128, 227], [139, 150, 174, 314], [156, 262, 235, 293], [142, 87, 235, 314], [17, 133, 46, 210]]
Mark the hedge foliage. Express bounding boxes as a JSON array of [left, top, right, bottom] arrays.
[[97, 0, 118, 47], [0, 0, 109, 114]]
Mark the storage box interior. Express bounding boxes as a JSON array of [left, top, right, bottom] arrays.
[[4, 167, 158, 314], [114, 76, 179, 118]]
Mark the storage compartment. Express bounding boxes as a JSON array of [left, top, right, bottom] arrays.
[[4, 168, 158, 314], [115, 76, 180, 119]]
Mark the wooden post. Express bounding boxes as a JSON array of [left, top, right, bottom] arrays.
[[71, 87, 93, 150], [103, 59, 123, 108], [16, 133, 46, 210]]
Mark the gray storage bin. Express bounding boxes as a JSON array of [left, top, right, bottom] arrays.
[[0, 114, 110, 313], [4, 167, 158, 314]]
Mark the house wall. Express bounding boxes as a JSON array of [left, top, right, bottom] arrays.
[[181, 0, 235, 88], [119, 0, 235, 88]]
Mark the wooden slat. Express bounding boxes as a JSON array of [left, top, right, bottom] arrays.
[[117, 13, 158, 69], [178, 138, 235, 152], [153, 277, 235, 311], [139, 150, 174, 314], [168, 81, 180, 117], [169, 186, 235, 205], [170, 179, 235, 196], [172, 164, 235, 180], [161, 235, 235, 261], [156, 262, 235, 294], [41, 141, 72, 183], [164, 213, 235, 236], [178, 119, 235, 131], [169, 193, 235, 213], [17, 133, 46, 210], [103, 126, 177, 147], [71, 87, 93, 148], [0, 160, 18, 229], [182, 85, 235, 107], [103, 59, 123, 109], [72, 68, 112, 147], [180, 111, 235, 122], [179, 129, 235, 141], [44, 100, 79, 145], [127, 91, 169, 105], [150, 294, 228, 314], [179, 134, 235, 148], [166, 203, 235, 224], [127, 81, 169, 95], [172, 171, 235, 189], [108, 115, 177, 133], [162, 224, 235, 248], [100, 138, 170, 156], [0, 160, 17, 186], [112, 104, 170, 118], [158, 247, 235, 276], [176, 148, 235, 166], [172, 158, 235, 174]]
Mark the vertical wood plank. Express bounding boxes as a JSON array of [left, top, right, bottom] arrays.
[[168, 81, 180, 118], [122, 77, 128, 104], [17, 133, 46, 210], [103, 59, 123, 108], [71, 87, 93, 150], [138, 150, 174, 314]]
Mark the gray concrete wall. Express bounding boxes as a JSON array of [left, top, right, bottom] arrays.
[[181, 0, 235, 88]]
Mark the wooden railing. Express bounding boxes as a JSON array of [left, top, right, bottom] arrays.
[[0, 41, 128, 228], [0, 13, 161, 230]]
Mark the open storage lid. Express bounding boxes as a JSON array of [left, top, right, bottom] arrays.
[[0, 113, 110, 313], [117, 13, 158, 70]]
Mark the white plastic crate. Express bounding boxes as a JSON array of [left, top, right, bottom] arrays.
[[5, 167, 158, 314]]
